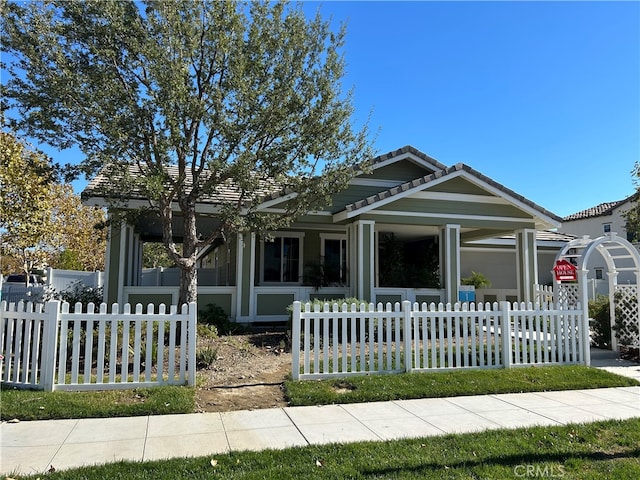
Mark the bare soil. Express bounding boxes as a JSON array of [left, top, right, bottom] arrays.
[[194, 332, 292, 412]]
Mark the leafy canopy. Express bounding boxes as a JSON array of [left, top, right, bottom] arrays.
[[2, 0, 372, 302], [0, 131, 107, 274]]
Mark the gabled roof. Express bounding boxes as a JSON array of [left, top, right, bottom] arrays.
[[563, 196, 633, 221], [333, 162, 562, 227], [369, 145, 448, 172]]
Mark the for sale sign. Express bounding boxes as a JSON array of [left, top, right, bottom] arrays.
[[553, 259, 577, 281]]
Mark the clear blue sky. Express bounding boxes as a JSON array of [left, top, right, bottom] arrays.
[[24, 1, 640, 219], [301, 0, 640, 218]]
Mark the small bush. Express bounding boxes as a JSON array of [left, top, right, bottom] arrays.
[[196, 346, 218, 368], [197, 323, 219, 340], [589, 295, 611, 348], [198, 303, 248, 335], [50, 280, 104, 312]]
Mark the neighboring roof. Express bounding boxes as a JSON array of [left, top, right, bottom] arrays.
[[336, 163, 562, 226], [562, 196, 633, 221]]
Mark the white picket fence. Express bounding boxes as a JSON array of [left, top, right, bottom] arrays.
[[0, 300, 197, 391], [291, 300, 588, 380]]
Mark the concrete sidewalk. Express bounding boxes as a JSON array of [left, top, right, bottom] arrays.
[[2, 385, 639, 476]]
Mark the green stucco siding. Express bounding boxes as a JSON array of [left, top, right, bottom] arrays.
[[256, 293, 294, 316], [375, 294, 402, 305], [429, 177, 494, 195], [364, 160, 435, 182], [198, 294, 233, 316], [127, 293, 173, 308], [377, 198, 530, 219]]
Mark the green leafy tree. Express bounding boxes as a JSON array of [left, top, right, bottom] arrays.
[[0, 130, 56, 280], [2, 0, 372, 304], [622, 161, 640, 242], [47, 184, 106, 272]]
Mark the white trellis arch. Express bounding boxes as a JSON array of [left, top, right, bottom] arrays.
[[553, 232, 640, 351]]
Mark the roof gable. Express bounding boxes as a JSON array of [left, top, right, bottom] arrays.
[[333, 163, 562, 229]]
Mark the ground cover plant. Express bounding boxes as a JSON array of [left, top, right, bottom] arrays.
[[7, 418, 640, 479]]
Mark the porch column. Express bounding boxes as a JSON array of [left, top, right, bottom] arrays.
[[235, 232, 256, 322], [440, 224, 460, 304], [104, 218, 138, 306], [348, 220, 375, 302], [515, 228, 538, 303]]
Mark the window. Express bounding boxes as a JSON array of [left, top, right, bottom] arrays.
[[321, 234, 347, 285], [603, 223, 611, 233], [261, 234, 303, 283], [595, 268, 603, 280]]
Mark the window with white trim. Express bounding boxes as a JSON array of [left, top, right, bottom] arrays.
[[261, 233, 304, 283], [320, 233, 347, 285], [603, 223, 611, 233]]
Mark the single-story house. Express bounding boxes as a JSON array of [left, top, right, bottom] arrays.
[[82, 146, 567, 323]]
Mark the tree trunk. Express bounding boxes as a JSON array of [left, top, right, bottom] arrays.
[[177, 201, 199, 306], [178, 261, 198, 306]]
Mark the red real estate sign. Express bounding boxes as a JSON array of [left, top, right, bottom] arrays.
[[553, 259, 577, 281]]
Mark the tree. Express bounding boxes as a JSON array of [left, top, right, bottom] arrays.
[[622, 161, 640, 242], [0, 131, 107, 274], [47, 183, 107, 272], [0, 130, 56, 280], [2, 0, 372, 304]]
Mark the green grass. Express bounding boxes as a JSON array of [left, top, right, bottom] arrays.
[[285, 365, 640, 406], [0, 385, 195, 421], [8, 418, 640, 479]]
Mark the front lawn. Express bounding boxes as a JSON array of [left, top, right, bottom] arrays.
[[0, 385, 195, 421], [285, 365, 640, 406], [2, 365, 637, 421]]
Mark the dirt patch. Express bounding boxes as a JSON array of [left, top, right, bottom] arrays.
[[195, 332, 292, 412]]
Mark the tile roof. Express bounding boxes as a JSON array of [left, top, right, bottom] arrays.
[[562, 198, 630, 221], [369, 145, 448, 171]]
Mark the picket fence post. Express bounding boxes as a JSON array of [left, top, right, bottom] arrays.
[[500, 301, 512, 368], [41, 300, 60, 392], [291, 301, 301, 380], [188, 302, 197, 386], [402, 301, 412, 373]]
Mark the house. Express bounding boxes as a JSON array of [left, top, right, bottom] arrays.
[[559, 196, 638, 296], [559, 196, 636, 241], [82, 146, 566, 323]]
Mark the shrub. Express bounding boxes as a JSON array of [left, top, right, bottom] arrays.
[[589, 295, 611, 348], [198, 303, 248, 335], [196, 346, 218, 368], [50, 280, 104, 313]]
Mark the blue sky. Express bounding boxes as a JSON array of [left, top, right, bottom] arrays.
[[300, 0, 640, 218], [18, 1, 640, 219]]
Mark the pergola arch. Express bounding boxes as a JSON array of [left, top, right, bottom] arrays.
[[554, 232, 640, 351]]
